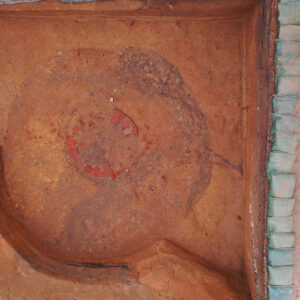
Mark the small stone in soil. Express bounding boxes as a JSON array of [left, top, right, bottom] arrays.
[[123, 127, 133, 136]]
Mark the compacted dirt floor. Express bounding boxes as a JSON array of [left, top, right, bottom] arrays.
[[0, 1, 261, 298]]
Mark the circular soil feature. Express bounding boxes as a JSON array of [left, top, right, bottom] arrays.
[[2, 47, 211, 264]]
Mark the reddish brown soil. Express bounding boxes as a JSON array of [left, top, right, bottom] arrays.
[[0, 0, 274, 299]]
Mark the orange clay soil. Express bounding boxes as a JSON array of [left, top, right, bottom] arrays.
[[0, 0, 274, 299]]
